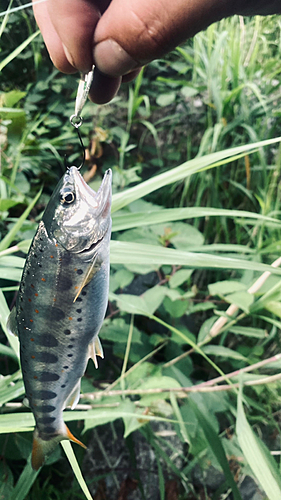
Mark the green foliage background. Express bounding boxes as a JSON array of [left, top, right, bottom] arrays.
[[1, 2, 281, 499]]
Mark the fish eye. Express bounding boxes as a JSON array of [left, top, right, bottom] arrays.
[[59, 190, 76, 206]]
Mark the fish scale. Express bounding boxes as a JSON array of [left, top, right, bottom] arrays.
[[8, 167, 112, 469]]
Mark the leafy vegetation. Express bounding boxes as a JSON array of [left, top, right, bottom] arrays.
[[1, 3, 281, 499]]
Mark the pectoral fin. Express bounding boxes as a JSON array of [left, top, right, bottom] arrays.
[[73, 255, 99, 303], [88, 336, 104, 369], [6, 307, 18, 337]]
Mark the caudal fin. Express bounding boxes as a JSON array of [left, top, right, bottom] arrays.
[[31, 425, 87, 470]]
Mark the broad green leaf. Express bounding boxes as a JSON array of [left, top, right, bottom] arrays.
[[225, 291, 254, 313], [0, 199, 19, 211], [169, 269, 193, 288], [111, 286, 166, 316], [229, 326, 267, 338], [264, 301, 281, 319], [156, 93, 176, 107], [237, 388, 281, 500], [209, 280, 247, 296], [122, 401, 147, 437], [110, 241, 281, 275], [100, 318, 142, 344], [191, 401, 243, 500], [111, 136, 281, 213], [139, 376, 181, 406], [112, 207, 281, 232], [203, 345, 248, 361]]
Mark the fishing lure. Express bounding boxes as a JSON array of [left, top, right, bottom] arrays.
[[7, 67, 112, 470]]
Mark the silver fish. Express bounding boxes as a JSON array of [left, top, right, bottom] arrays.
[[7, 167, 112, 470]]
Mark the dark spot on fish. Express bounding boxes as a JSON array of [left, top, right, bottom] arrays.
[[40, 390, 57, 400], [77, 269, 83, 275], [61, 384, 66, 388], [38, 334, 58, 348], [70, 338, 75, 342], [68, 345, 74, 348], [57, 275, 73, 291], [77, 318, 82, 322], [38, 264, 42, 268], [44, 426, 57, 434], [67, 354, 73, 358], [76, 297, 82, 303], [39, 248, 44, 252], [82, 291, 87, 296], [52, 308, 65, 321], [38, 372, 60, 382], [34, 253, 37, 258], [63, 366, 69, 370], [27, 270, 30, 275], [31, 284, 34, 288], [76, 309, 82, 313], [64, 329, 71, 335], [37, 416, 55, 425], [40, 237, 43, 241], [37, 405, 56, 413], [36, 352, 58, 364]]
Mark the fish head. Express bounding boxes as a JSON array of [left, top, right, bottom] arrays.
[[43, 167, 112, 253]]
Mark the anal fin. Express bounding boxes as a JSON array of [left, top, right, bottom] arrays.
[[64, 380, 81, 410], [88, 336, 104, 369]]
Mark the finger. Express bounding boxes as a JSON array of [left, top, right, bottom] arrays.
[[41, 0, 102, 73], [93, 0, 235, 77], [89, 68, 121, 104], [32, 0, 76, 73]]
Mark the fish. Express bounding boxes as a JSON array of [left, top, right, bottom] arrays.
[[7, 166, 112, 470]]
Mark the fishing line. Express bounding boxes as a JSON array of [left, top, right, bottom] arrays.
[[0, 0, 46, 17], [64, 123, 86, 171]]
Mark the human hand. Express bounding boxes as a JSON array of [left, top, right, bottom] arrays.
[[32, 0, 281, 104]]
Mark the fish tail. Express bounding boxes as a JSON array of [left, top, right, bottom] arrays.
[[31, 424, 87, 470]]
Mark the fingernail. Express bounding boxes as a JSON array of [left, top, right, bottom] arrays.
[[93, 39, 138, 77]]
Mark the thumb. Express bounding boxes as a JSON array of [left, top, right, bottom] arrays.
[[93, 0, 235, 77]]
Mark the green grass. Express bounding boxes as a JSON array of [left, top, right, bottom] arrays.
[[1, 5, 281, 499]]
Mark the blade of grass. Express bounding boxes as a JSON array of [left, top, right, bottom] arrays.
[[0, 289, 19, 357], [0, 30, 40, 71], [8, 457, 39, 500], [0, 188, 42, 252], [61, 441, 93, 500], [236, 385, 281, 500], [112, 207, 281, 232], [110, 241, 281, 275], [190, 400, 243, 500], [111, 137, 281, 212]]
